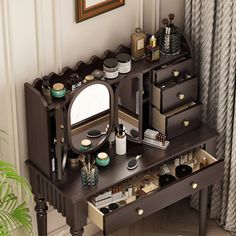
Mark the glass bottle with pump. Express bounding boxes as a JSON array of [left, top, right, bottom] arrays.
[[115, 124, 126, 155]]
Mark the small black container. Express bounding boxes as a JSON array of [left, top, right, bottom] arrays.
[[159, 174, 176, 187], [100, 207, 110, 215], [108, 203, 119, 211], [175, 165, 192, 178]]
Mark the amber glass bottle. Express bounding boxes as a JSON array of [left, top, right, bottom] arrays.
[[131, 28, 146, 60]]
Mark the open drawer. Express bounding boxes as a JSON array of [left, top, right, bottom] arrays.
[[87, 148, 223, 235]]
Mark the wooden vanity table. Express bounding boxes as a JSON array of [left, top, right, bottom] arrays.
[[25, 37, 223, 236]]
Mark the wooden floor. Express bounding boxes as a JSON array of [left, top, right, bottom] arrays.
[[92, 198, 231, 236]]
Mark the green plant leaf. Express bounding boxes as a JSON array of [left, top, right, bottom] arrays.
[[0, 160, 32, 234]]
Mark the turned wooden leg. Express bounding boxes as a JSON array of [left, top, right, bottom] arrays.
[[34, 197, 48, 236], [70, 227, 84, 236], [199, 187, 208, 236]]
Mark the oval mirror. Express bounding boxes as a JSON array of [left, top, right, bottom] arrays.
[[68, 81, 114, 154], [115, 74, 143, 143]]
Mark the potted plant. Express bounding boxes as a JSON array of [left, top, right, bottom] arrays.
[[0, 130, 32, 235]]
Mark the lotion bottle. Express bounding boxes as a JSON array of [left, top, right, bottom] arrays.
[[115, 124, 126, 155]]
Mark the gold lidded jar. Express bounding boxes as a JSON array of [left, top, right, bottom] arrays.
[[131, 27, 146, 61]]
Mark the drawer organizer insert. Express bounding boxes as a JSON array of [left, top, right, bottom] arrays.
[[87, 148, 222, 233]]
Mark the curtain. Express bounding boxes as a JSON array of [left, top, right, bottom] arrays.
[[185, 0, 236, 233]]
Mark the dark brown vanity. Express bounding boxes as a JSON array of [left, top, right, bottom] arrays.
[[24, 37, 223, 236]]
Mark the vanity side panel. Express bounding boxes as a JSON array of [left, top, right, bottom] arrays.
[[25, 83, 51, 177]]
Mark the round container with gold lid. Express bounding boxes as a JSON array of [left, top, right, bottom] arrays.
[[96, 152, 110, 166], [79, 139, 92, 151], [83, 75, 95, 83], [51, 83, 66, 98]]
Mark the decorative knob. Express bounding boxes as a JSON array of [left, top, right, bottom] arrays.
[[136, 208, 144, 216], [172, 69, 180, 77], [191, 182, 198, 189], [177, 93, 185, 100], [183, 120, 190, 127]]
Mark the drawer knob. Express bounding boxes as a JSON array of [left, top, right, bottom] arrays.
[[177, 93, 185, 100], [136, 208, 144, 216], [183, 120, 190, 127], [191, 182, 198, 189], [172, 70, 180, 77]]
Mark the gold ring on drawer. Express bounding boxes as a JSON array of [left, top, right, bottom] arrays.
[[136, 208, 144, 216], [191, 182, 198, 189], [177, 92, 185, 100], [183, 120, 190, 127]]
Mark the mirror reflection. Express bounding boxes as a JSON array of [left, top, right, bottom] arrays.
[[117, 76, 141, 141], [69, 83, 111, 153], [71, 84, 109, 125]]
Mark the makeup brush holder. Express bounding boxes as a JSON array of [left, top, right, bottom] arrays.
[[159, 29, 181, 55], [81, 166, 98, 188]]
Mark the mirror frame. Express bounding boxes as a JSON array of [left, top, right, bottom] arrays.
[[67, 80, 114, 154], [115, 73, 143, 143]]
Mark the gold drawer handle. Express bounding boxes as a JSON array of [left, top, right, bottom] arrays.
[[191, 182, 198, 189], [177, 93, 185, 100], [136, 208, 144, 216], [172, 69, 180, 77], [183, 120, 190, 127]]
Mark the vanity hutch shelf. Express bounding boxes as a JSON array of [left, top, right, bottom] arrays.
[[25, 36, 223, 236]]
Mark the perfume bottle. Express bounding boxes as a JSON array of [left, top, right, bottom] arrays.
[[115, 124, 126, 155], [131, 28, 146, 61], [146, 35, 160, 62]]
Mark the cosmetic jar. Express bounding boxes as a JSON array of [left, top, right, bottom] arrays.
[[84, 75, 94, 83], [51, 83, 66, 98], [103, 58, 119, 79], [79, 139, 92, 151], [175, 164, 192, 178], [159, 174, 176, 187], [100, 207, 110, 215], [96, 152, 110, 167], [91, 69, 105, 80], [116, 53, 131, 74], [108, 203, 119, 211]]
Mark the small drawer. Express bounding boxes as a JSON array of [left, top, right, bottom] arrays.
[[153, 58, 193, 84], [152, 102, 202, 139], [87, 148, 223, 235], [152, 76, 198, 113]]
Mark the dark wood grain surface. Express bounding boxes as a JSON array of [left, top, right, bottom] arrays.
[[26, 124, 218, 203]]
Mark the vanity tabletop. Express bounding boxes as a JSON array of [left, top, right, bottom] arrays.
[[27, 124, 218, 203]]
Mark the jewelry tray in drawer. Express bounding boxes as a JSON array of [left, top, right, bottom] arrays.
[[87, 148, 223, 235], [152, 76, 198, 113], [152, 102, 202, 140]]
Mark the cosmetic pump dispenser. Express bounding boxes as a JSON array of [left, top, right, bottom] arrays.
[[115, 124, 126, 155]]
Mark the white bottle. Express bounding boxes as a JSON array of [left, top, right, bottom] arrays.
[[115, 124, 126, 155]]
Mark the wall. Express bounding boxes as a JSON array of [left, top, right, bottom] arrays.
[[0, 0, 185, 235], [143, 0, 185, 34]]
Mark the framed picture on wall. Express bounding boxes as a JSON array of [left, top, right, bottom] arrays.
[[75, 0, 125, 23]]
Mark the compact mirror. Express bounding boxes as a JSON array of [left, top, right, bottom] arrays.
[[68, 81, 114, 153], [116, 74, 143, 142]]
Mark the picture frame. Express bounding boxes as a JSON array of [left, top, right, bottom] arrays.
[[75, 0, 125, 23]]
